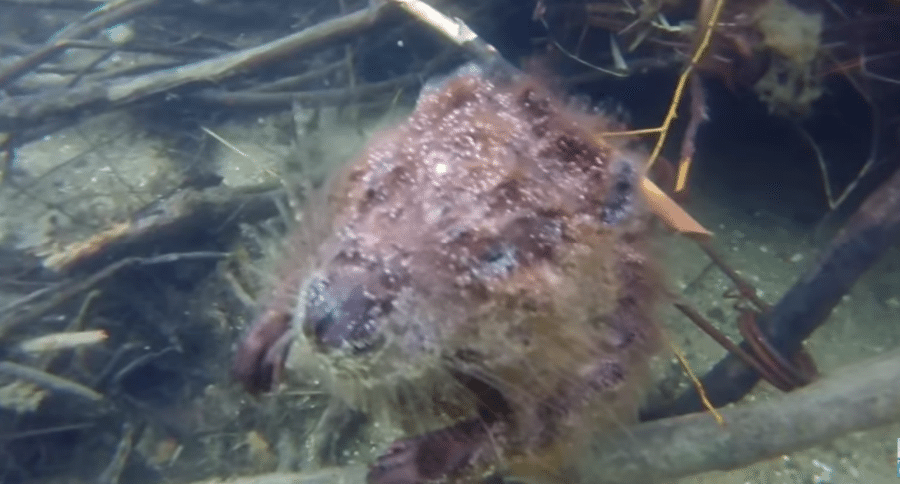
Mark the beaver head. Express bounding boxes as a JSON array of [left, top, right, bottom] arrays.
[[236, 61, 662, 483]]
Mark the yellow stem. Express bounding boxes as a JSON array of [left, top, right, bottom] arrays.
[[645, 0, 727, 175]]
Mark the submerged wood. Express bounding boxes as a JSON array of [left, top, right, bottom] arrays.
[[192, 72, 420, 108], [645, 163, 900, 418], [0, 0, 160, 89], [0, 3, 391, 130], [584, 349, 900, 483], [182, 466, 368, 484], [0, 252, 224, 338], [0, 360, 105, 402], [39, 184, 279, 272], [0, 184, 275, 337]]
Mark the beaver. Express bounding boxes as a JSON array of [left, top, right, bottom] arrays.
[[233, 60, 662, 483]]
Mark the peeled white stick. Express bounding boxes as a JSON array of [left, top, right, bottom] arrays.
[[19, 329, 108, 353], [390, 0, 500, 62]]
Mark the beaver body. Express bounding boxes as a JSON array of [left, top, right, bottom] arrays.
[[235, 61, 662, 483]]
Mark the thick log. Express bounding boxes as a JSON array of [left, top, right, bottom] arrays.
[[585, 349, 900, 483]]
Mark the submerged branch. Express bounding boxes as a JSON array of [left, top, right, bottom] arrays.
[[0, 3, 392, 130], [586, 349, 900, 483], [0, 0, 161, 89], [0, 360, 105, 402], [646, 162, 900, 418], [181, 466, 368, 484]]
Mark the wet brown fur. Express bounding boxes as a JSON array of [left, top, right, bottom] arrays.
[[239, 61, 663, 482]]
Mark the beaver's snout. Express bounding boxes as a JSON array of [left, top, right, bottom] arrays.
[[303, 276, 388, 354]]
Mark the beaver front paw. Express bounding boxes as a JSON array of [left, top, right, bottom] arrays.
[[232, 309, 293, 394], [368, 418, 492, 484]]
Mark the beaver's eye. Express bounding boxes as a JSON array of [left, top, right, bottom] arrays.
[[601, 161, 636, 225], [473, 243, 518, 281], [339, 287, 386, 354], [303, 278, 338, 346]]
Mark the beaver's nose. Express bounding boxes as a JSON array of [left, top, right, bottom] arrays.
[[303, 277, 386, 354]]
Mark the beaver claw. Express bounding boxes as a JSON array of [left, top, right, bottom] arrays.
[[368, 418, 490, 484]]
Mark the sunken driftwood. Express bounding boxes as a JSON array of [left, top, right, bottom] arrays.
[[181, 466, 369, 484], [38, 183, 280, 272], [0, 3, 392, 131], [644, 162, 900, 419], [585, 349, 900, 483], [0, 0, 161, 89], [0, 183, 279, 338]]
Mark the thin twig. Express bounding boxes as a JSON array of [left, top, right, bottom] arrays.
[[673, 301, 787, 391], [644, 0, 725, 172], [97, 423, 135, 484], [682, 260, 714, 294], [818, 47, 884, 211], [248, 60, 346, 93], [105, 4, 390, 103], [535, 15, 629, 77], [61, 39, 222, 58], [109, 347, 176, 390], [0, 421, 96, 441], [0, 252, 225, 338], [794, 121, 836, 208], [0, 360, 106, 402], [0, 0, 160, 89], [674, 74, 707, 194], [0, 2, 392, 129], [666, 337, 724, 425], [695, 238, 771, 313], [67, 48, 118, 87], [191, 73, 421, 108]]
